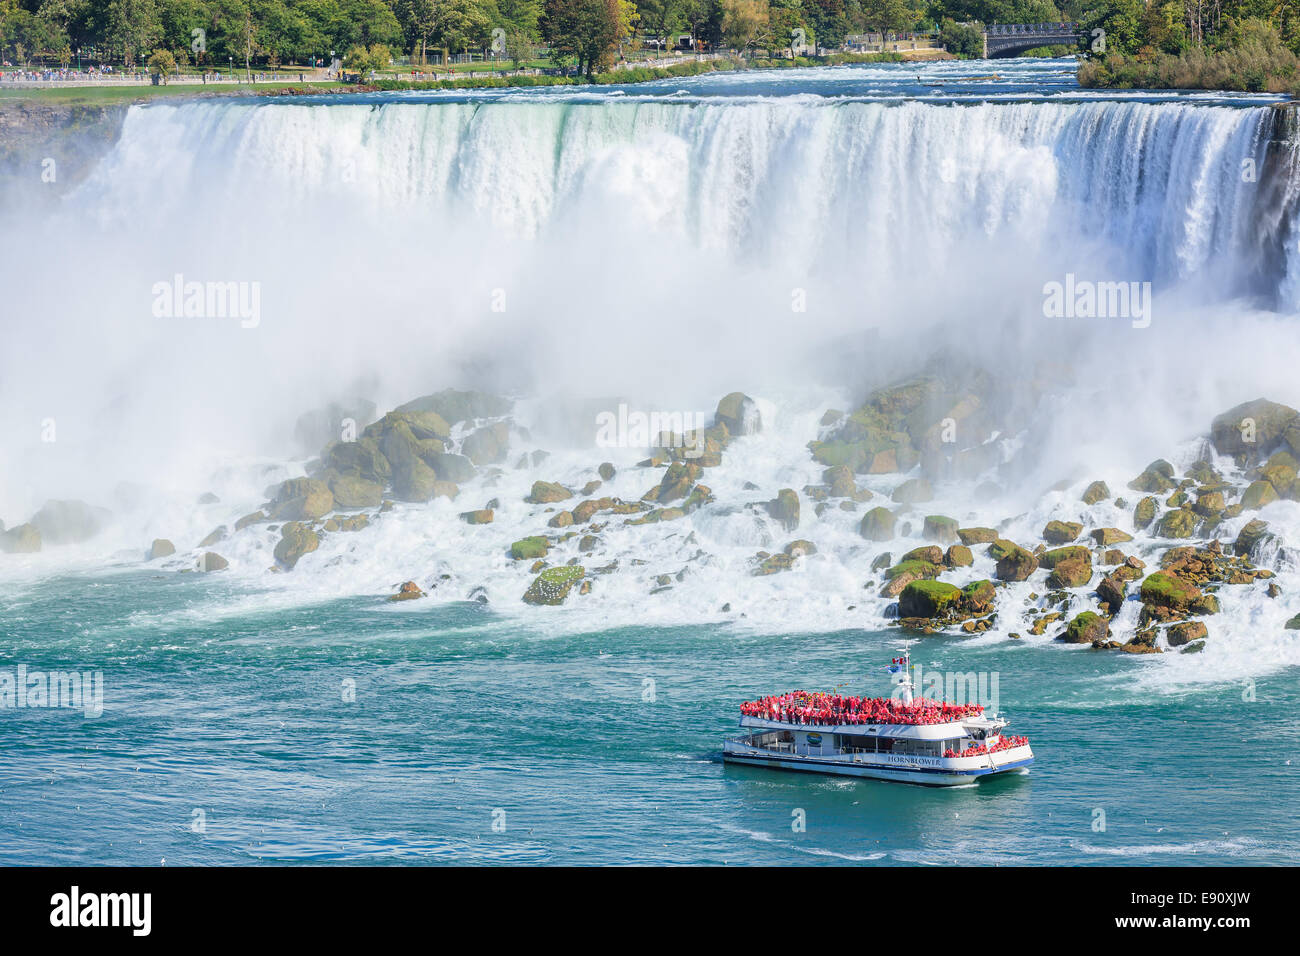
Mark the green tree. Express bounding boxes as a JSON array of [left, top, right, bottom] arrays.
[[541, 0, 624, 74]]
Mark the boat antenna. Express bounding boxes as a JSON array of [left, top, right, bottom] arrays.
[[895, 639, 914, 706]]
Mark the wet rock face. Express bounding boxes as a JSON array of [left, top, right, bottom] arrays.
[[273, 523, 319, 570], [272, 478, 335, 521], [714, 392, 762, 437], [523, 566, 586, 605], [1210, 398, 1299, 461], [1058, 610, 1109, 644], [991, 539, 1037, 582], [859, 507, 897, 542], [0, 523, 42, 553], [148, 539, 175, 561]]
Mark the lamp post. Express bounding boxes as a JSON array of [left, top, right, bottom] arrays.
[[228, 55, 233, 80]]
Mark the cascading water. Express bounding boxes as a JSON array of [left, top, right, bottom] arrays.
[[4, 59, 1300, 866]]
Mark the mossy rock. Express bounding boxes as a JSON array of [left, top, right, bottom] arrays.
[[1233, 519, 1272, 558], [960, 579, 996, 612], [992, 539, 1037, 582], [1134, 496, 1158, 530], [1209, 398, 1298, 460], [510, 536, 549, 560], [890, 477, 933, 504], [235, 511, 267, 532], [1081, 480, 1111, 505], [898, 580, 962, 618], [1059, 610, 1108, 644], [1128, 460, 1176, 494], [957, 526, 998, 545], [945, 544, 973, 567], [1039, 545, 1090, 569], [1192, 490, 1226, 517], [1155, 508, 1197, 538], [274, 522, 319, 570], [1042, 520, 1083, 544], [272, 478, 335, 521], [859, 507, 896, 542], [1240, 480, 1278, 511], [657, 462, 702, 503], [523, 565, 586, 606], [884, 558, 942, 581], [922, 515, 959, 544], [1139, 571, 1201, 611], [527, 480, 573, 504], [1047, 555, 1092, 589], [900, 545, 944, 566], [1090, 527, 1133, 546], [765, 488, 800, 532], [715, 392, 762, 437], [328, 474, 384, 510]]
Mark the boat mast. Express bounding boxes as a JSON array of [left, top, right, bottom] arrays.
[[897, 639, 914, 705]]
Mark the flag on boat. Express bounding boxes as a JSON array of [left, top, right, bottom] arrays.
[[887, 663, 903, 674]]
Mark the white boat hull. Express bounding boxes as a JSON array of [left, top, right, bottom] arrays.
[[722, 742, 1033, 787]]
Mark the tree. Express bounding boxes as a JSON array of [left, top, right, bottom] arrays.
[[107, 0, 160, 65], [721, 0, 769, 52], [434, 0, 490, 53], [147, 45, 175, 77], [541, 0, 626, 75]]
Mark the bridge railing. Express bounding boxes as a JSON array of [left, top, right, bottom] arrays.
[[987, 22, 1077, 37]]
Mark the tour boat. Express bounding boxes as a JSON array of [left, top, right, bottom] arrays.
[[722, 649, 1033, 787]]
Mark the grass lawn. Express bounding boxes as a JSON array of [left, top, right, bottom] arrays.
[[0, 80, 349, 106]]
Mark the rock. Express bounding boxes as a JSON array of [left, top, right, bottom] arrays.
[[1234, 519, 1272, 557], [272, 478, 335, 520], [922, 515, 959, 544], [1101, 549, 1126, 565], [1286, 613, 1300, 630], [1090, 527, 1133, 545], [1262, 460, 1297, 495], [714, 392, 762, 436], [879, 559, 942, 597], [423, 450, 476, 484], [859, 507, 897, 542], [900, 545, 944, 565], [460, 423, 511, 467], [367, 408, 452, 444], [784, 539, 817, 558], [580, 480, 602, 496], [235, 511, 267, 532], [890, 478, 933, 504], [1040, 545, 1092, 584], [870, 552, 892, 571], [1081, 481, 1111, 505], [337, 514, 369, 532], [765, 488, 800, 532], [328, 475, 383, 510], [460, 509, 494, 525], [30, 499, 111, 545], [578, 534, 599, 553], [273, 523, 319, 570], [1096, 574, 1128, 614], [1133, 496, 1158, 530], [527, 481, 573, 504], [945, 544, 973, 567], [547, 511, 574, 529], [199, 551, 229, 572], [389, 580, 426, 601], [957, 526, 998, 545], [991, 539, 1037, 581], [1210, 398, 1298, 460], [1155, 508, 1197, 538], [598, 462, 616, 481], [656, 463, 701, 503], [898, 580, 962, 618], [0, 523, 42, 553], [1128, 460, 1176, 494], [323, 436, 392, 485], [1059, 610, 1108, 644], [1042, 520, 1083, 544], [1240, 480, 1278, 510], [960, 579, 997, 613], [197, 492, 220, 505], [148, 539, 176, 561], [1192, 490, 1226, 517], [395, 388, 511, 426], [198, 527, 226, 548], [1166, 620, 1208, 647], [510, 536, 549, 560], [1139, 571, 1201, 612], [523, 565, 585, 605]]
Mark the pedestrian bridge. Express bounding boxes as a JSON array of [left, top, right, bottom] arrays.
[[984, 23, 1082, 58]]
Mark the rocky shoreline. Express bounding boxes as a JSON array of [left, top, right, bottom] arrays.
[[4, 361, 1298, 654]]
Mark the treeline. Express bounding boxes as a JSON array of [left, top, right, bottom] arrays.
[[0, 0, 1080, 73], [1076, 0, 1300, 92]]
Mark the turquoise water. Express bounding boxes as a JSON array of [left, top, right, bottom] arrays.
[[2, 570, 1295, 865]]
